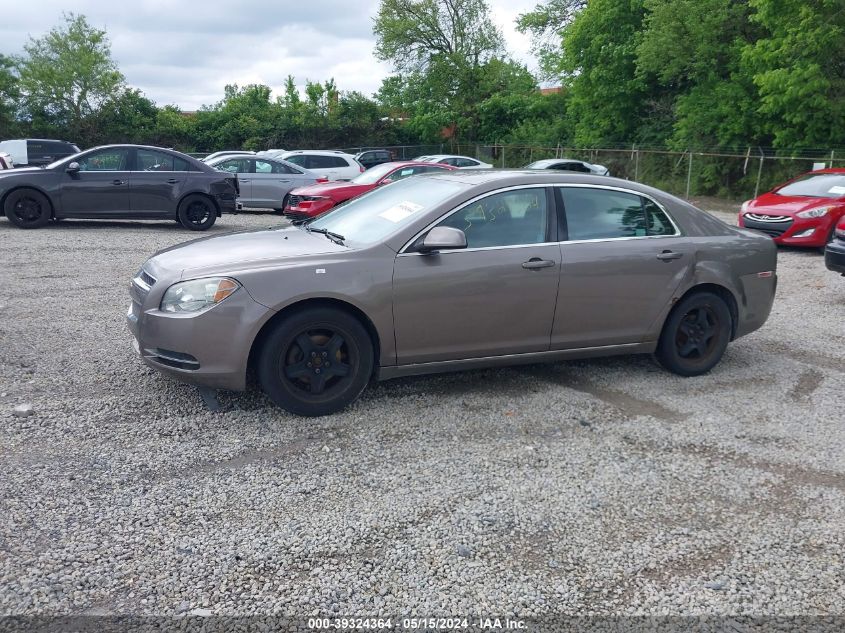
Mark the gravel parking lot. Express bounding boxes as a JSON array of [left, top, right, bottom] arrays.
[[0, 206, 843, 622]]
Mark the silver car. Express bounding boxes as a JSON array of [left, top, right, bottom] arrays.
[[207, 155, 319, 212], [526, 158, 610, 176], [128, 171, 777, 416]]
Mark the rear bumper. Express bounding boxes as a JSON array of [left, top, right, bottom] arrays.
[[825, 239, 845, 274], [734, 271, 777, 339]]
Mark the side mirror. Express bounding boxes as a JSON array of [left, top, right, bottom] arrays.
[[418, 226, 467, 254], [66, 162, 80, 173], [379, 178, 394, 186]]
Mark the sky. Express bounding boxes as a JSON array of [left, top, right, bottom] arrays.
[[1, 0, 541, 110]]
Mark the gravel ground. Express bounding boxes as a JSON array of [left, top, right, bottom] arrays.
[[0, 207, 843, 623]]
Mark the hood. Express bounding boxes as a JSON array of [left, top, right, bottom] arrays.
[[749, 193, 841, 216], [148, 226, 346, 278], [291, 180, 372, 199], [0, 166, 48, 176]]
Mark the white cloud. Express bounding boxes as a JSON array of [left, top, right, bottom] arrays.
[[1, 0, 541, 109]]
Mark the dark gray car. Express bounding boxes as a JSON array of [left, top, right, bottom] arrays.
[[128, 171, 777, 416], [1, 144, 238, 231]]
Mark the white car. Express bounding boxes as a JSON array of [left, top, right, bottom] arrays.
[[0, 151, 13, 170], [418, 154, 493, 169], [525, 158, 610, 176], [277, 150, 364, 181], [202, 150, 255, 163]]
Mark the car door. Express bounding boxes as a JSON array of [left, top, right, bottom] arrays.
[[552, 186, 690, 349], [60, 147, 131, 216], [251, 159, 296, 208], [215, 158, 253, 204], [129, 148, 190, 215], [393, 186, 561, 364]]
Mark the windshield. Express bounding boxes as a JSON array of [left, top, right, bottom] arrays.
[[307, 177, 465, 247], [46, 150, 85, 170], [351, 163, 397, 185], [775, 173, 845, 198]]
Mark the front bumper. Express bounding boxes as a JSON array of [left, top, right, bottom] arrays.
[[127, 281, 269, 391], [825, 239, 845, 274], [739, 212, 834, 247]]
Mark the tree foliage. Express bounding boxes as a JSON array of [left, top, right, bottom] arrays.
[[16, 13, 124, 135]]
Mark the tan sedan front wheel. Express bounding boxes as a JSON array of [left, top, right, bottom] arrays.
[[257, 307, 374, 416]]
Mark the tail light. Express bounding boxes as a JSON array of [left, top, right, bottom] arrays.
[[316, 177, 329, 183]]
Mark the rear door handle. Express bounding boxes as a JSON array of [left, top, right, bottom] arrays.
[[167, 178, 179, 184], [657, 250, 683, 261], [112, 179, 125, 185], [522, 258, 556, 270], [240, 179, 250, 183]]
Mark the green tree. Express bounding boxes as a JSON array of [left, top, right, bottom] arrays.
[[374, 0, 513, 139], [0, 54, 20, 137], [516, 0, 586, 80], [16, 13, 125, 136], [635, 0, 762, 148], [559, 0, 649, 145], [743, 0, 845, 149]]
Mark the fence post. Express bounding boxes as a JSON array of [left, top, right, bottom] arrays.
[[685, 151, 693, 199], [501, 145, 505, 168], [634, 145, 639, 182], [754, 148, 765, 198], [831, 150, 835, 168]]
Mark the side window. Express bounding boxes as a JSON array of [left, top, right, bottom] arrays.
[[643, 198, 678, 236], [457, 158, 478, 167], [443, 158, 459, 166], [331, 156, 351, 168], [308, 155, 334, 169], [137, 149, 178, 171], [216, 159, 243, 173], [27, 141, 46, 157], [173, 157, 191, 172], [438, 188, 548, 248], [389, 167, 418, 181], [255, 160, 273, 174], [285, 155, 307, 168], [78, 148, 129, 171], [561, 188, 647, 240]]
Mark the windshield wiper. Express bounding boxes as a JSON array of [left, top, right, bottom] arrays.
[[305, 226, 345, 245]]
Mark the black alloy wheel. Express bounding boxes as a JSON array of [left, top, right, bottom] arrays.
[[258, 307, 373, 416], [4, 189, 52, 228], [177, 194, 217, 231], [656, 291, 732, 376]]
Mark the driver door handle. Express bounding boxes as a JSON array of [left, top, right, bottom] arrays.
[[656, 250, 683, 261], [522, 258, 556, 270], [112, 179, 125, 185]]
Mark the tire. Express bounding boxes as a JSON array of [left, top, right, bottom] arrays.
[[4, 188, 52, 229], [655, 291, 732, 376], [177, 194, 217, 231], [257, 307, 374, 416], [272, 195, 289, 215]]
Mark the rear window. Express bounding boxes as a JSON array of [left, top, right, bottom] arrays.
[[776, 173, 845, 198]]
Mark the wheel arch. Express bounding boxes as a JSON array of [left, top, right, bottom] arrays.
[[178, 191, 221, 217], [1, 185, 56, 218], [667, 283, 739, 341], [247, 297, 382, 379]]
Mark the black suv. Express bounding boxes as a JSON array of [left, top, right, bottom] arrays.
[[355, 149, 393, 170]]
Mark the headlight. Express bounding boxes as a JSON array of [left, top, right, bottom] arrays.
[[740, 200, 751, 212], [797, 206, 831, 219], [160, 277, 239, 313]]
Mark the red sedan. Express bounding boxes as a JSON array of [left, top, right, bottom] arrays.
[[738, 168, 845, 248], [284, 161, 455, 220]]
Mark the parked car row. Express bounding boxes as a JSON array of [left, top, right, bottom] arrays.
[[0, 138, 80, 168]]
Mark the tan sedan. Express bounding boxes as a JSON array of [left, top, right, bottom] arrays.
[[128, 171, 777, 416]]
